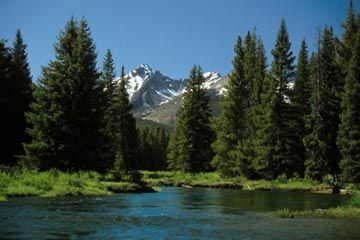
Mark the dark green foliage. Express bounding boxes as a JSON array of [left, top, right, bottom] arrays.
[[0, 40, 17, 165], [292, 39, 312, 176], [0, 30, 33, 166], [304, 27, 342, 180], [105, 66, 141, 176], [139, 126, 168, 170], [337, 30, 360, 183], [252, 19, 302, 179], [100, 49, 116, 107], [253, 39, 267, 105], [99, 49, 116, 166], [168, 65, 215, 173], [24, 18, 105, 172], [212, 37, 249, 176], [249, 76, 276, 179], [340, 0, 359, 73], [236, 32, 262, 178]]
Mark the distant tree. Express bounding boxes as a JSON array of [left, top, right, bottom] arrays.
[[212, 37, 249, 176], [304, 27, 342, 180], [24, 18, 105, 171], [168, 65, 214, 173], [337, 30, 360, 183], [105, 66, 141, 179], [139, 126, 168, 170]]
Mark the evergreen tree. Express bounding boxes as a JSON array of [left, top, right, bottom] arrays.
[[337, 30, 360, 183], [139, 126, 168, 170], [292, 39, 311, 176], [340, 0, 359, 73], [0, 30, 33, 166], [168, 65, 214, 173], [269, 19, 301, 178], [0, 39, 17, 165], [100, 49, 116, 104], [24, 18, 105, 171], [106, 66, 140, 178], [304, 27, 342, 180], [242, 37, 267, 179], [250, 74, 276, 179], [100, 49, 116, 165], [212, 37, 249, 176], [236, 31, 262, 177], [253, 39, 267, 105]]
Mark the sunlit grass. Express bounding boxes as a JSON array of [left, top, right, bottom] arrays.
[[0, 195, 6, 202], [0, 168, 153, 198], [274, 193, 360, 218], [141, 171, 329, 191]]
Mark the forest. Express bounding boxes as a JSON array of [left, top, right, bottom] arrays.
[[1, 1, 360, 199]]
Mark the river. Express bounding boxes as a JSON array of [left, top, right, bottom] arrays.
[[0, 187, 359, 239]]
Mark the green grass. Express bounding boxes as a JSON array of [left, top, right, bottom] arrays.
[[141, 171, 242, 188], [0, 195, 6, 202], [141, 171, 329, 191], [0, 168, 153, 199], [274, 206, 360, 219], [273, 193, 360, 219]]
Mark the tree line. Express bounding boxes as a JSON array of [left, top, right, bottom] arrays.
[[1, 1, 359, 185], [0, 18, 167, 180], [167, 1, 360, 184]]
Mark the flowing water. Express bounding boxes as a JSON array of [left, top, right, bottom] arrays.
[[0, 187, 359, 239]]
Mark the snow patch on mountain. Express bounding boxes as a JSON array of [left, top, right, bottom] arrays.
[[202, 71, 222, 89]]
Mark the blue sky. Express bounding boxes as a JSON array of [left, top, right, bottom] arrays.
[[1, 0, 358, 80]]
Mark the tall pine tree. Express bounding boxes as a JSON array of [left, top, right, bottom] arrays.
[[168, 65, 214, 173], [0, 39, 17, 165], [337, 30, 360, 183], [100, 49, 116, 105], [0, 30, 33, 166], [24, 18, 105, 171], [340, 0, 359, 74], [105, 66, 140, 179], [304, 27, 342, 180], [292, 39, 311, 176], [254, 19, 301, 179], [212, 37, 249, 176]]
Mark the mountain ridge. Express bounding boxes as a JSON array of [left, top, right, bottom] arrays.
[[113, 64, 227, 126]]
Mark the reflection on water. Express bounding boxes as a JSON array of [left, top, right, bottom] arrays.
[[0, 187, 359, 239]]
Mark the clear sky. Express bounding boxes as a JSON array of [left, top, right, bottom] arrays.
[[1, 0, 359, 80]]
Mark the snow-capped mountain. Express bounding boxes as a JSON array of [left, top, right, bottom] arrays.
[[114, 64, 225, 114], [114, 64, 187, 111], [113, 64, 226, 125]]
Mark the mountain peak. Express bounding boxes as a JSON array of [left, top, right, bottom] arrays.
[[131, 63, 154, 77]]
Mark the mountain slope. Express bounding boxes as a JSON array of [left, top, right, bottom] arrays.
[[114, 64, 187, 111], [114, 64, 227, 126], [141, 75, 229, 125]]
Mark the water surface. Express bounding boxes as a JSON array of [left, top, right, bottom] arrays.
[[0, 187, 359, 239]]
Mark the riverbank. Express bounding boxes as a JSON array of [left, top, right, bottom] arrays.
[[274, 206, 360, 218], [0, 169, 155, 201], [272, 191, 360, 218], [273, 193, 360, 218], [141, 171, 338, 193]]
